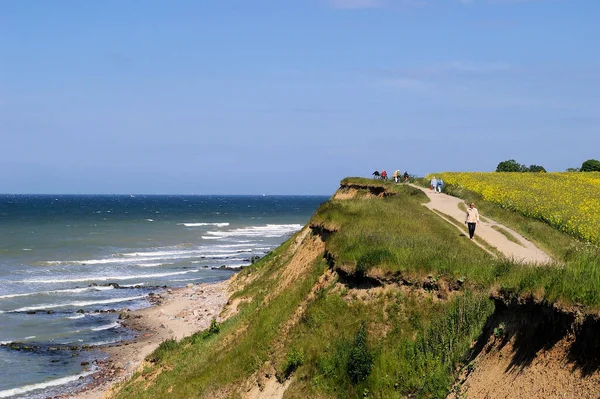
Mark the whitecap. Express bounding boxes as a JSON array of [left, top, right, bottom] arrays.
[[91, 322, 120, 331], [204, 224, 303, 239], [0, 371, 94, 398], [17, 270, 199, 284], [179, 222, 230, 227], [67, 314, 85, 320], [0, 286, 115, 300], [6, 295, 147, 313]]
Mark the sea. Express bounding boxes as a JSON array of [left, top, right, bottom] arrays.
[[0, 194, 327, 398]]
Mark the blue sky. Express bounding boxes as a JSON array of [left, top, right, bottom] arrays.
[[1, 0, 598, 195]]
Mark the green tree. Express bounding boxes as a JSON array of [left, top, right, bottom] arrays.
[[581, 159, 600, 172], [566, 167, 580, 172], [528, 165, 546, 173], [496, 159, 526, 172]]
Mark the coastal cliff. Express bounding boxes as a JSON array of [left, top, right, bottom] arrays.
[[109, 178, 600, 399]]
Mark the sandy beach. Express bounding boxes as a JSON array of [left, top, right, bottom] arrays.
[[60, 279, 231, 399]]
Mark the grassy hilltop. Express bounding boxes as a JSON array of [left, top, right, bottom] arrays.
[[112, 176, 600, 399]]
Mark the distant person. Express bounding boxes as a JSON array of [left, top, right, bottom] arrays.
[[381, 170, 388, 180], [372, 170, 380, 179], [465, 202, 480, 240], [430, 177, 437, 191], [393, 170, 400, 183], [436, 178, 444, 193], [403, 171, 409, 183]]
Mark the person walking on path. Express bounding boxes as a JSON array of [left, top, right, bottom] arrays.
[[465, 202, 480, 240], [430, 176, 437, 191], [393, 170, 400, 183], [436, 178, 444, 193]]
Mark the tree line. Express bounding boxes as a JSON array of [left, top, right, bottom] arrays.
[[496, 159, 600, 173]]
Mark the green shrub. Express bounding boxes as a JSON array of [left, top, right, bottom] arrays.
[[282, 348, 305, 379], [347, 322, 374, 383], [146, 338, 178, 363]]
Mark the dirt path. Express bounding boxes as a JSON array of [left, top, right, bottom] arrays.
[[410, 184, 552, 264]]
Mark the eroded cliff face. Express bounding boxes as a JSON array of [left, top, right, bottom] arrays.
[[451, 298, 600, 399]]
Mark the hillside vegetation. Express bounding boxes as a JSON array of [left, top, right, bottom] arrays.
[[112, 177, 600, 399]]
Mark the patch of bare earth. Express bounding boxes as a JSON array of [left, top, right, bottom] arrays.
[[450, 304, 600, 399], [333, 188, 359, 200]]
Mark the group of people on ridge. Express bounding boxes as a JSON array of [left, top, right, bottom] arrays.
[[371, 171, 481, 240], [373, 170, 409, 183]]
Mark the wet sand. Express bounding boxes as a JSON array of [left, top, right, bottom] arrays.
[[59, 280, 230, 399]]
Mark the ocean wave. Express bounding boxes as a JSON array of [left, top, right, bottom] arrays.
[[0, 370, 94, 398], [67, 314, 86, 320], [91, 322, 120, 331], [87, 338, 121, 346], [214, 243, 257, 248], [0, 286, 115, 300], [4, 295, 147, 313], [136, 262, 169, 268], [178, 222, 230, 227], [204, 224, 303, 239], [17, 270, 199, 284]]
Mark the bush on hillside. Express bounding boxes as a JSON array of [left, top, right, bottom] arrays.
[[581, 159, 600, 172], [146, 338, 178, 363], [281, 348, 305, 380], [347, 322, 374, 383]]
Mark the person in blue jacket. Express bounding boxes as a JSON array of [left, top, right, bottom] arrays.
[[436, 178, 444, 193]]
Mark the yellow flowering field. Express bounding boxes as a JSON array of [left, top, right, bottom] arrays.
[[430, 172, 600, 244]]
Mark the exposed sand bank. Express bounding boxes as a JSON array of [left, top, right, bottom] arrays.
[[60, 280, 230, 399]]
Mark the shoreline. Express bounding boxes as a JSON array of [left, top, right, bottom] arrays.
[[60, 279, 231, 399]]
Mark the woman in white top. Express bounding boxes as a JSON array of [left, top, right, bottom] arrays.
[[465, 202, 480, 240]]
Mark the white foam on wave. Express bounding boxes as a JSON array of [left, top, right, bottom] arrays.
[[5, 295, 147, 313], [136, 263, 166, 268], [204, 224, 303, 239], [67, 314, 85, 320], [201, 236, 221, 240], [91, 322, 120, 331], [88, 338, 121, 346], [215, 243, 257, 248], [17, 270, 199, 284], [0, 286, 115, 300], [0, 370, 94, 398], [216, 264, 248, 270], [179, 222, 230, 227], [120, 282, 145, 287]]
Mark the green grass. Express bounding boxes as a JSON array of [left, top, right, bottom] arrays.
[[431, 209, 502, 258], [282, 287, 493, 398], [112, 177, 600, 399], [114, 235, 327, 399]]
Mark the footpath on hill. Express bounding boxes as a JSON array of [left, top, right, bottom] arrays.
[[410, 184, 552, 264]]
